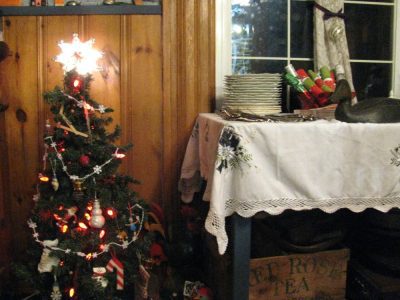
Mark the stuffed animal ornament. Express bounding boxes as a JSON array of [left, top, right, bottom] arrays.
[[332, 79, 400, 123]]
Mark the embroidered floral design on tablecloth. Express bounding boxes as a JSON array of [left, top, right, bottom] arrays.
[[390, 145, 400, 166], [216, 126, 252, 173]]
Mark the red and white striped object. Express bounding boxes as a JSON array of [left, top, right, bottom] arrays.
[[106, 256, 124, 290]]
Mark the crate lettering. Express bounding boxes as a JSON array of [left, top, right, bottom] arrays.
[[249, 249, 349, 300]]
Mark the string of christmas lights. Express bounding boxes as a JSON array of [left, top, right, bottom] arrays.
[[61, 90, 108, 114], [27, 203, 145, 259], [42, 135, 125, 183]]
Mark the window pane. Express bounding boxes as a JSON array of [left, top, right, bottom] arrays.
[[232, 0, 288, 58], [351, 63, 392, 100], [346, 0, 393, 2], [290, 0, 314, 58], [232, 59, 287, 74], [346, 4, 393, 60]]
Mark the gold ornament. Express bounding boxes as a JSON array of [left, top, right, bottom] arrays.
[[117, 230, 128, 241], [73, 179, 83, 191]]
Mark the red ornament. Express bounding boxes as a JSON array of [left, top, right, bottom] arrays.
[[79, 155, 90, 166], [149, 243, 167, 265]]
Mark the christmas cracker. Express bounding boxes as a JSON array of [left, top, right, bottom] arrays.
[[320, 66, 336, 91], [307, 70, 333, 93], [296, 69, 329, 107], [284, 72, 318, 109]]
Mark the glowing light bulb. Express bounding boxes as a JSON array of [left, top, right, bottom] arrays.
[[85, 253, 92, 260], [99, 229, 105, 239], [69, 288, 75, 298], [78, 222, 88, 230], [84, 212, 91, 220], [73, 79, 80, 88], [107, 209, 114, 217], [39, 173, 49, 182], [61, 224, 68, 233]]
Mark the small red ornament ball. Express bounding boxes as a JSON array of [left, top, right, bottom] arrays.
[[79, 155, 90, 166]]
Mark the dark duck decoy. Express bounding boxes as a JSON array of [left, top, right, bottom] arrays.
[[332, 79, 400, 123]]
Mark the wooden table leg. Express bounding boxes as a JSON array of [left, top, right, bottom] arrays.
[[231, 214, 252, 300]]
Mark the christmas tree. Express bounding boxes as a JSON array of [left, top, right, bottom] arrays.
[[14, 34, 154, 299]]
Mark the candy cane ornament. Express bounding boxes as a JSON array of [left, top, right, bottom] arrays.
[[106, 255, 124, 290]]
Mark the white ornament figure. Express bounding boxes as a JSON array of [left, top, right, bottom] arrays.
[[50, 276, 62, 300], [89, 199, 105, 228], [92, 267, 108, 288], [38, 239, 60, 273]]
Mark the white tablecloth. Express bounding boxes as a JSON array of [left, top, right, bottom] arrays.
[[179, 113, 400, 254]]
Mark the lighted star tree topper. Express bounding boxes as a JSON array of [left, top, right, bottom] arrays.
[[55, 33, 103, 75]]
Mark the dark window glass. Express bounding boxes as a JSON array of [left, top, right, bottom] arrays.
[[351, 63, 392, 100], [346, 0, 393, 2], [232, 59, 287, 74], [346, 4, 393, 60], [291, 0, 314, 58], [232, 0, 288, 58]]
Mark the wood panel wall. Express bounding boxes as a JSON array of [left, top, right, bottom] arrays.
[[0, 0, 215, 268], [162, 0, 215, 231]]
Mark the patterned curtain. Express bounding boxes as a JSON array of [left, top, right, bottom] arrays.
[[314, 0, 356, 102]]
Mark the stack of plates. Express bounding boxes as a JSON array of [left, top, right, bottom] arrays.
[[222, 73, 282, 115]]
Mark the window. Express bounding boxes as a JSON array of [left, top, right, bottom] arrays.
[[216, 0, 400, 112]]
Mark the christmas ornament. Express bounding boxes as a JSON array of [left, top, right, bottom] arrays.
[[55, 33, 102, 75], [38, 239, 60, 273], [89, 199, 105, 228], [92, 267, 108, 288], [144, 211, 166, 238], [56, 105, 88, 138], [106, 254, 124, 290], [117, 230, 128, 241], [72, 180, 84, 201], [79, 154, 90, 166], [50, 275, 62, 300], [51, 177, 59, 191], [149, 243, 167, 266]]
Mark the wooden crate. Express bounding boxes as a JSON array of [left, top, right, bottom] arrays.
[[249, 248, 349, 300], [346, 259, 400, 299]]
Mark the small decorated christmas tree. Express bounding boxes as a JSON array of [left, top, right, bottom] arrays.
[[15, 34, 153, 299]]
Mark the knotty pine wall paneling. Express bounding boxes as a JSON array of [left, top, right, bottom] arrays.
[[0, 16, 41, 257], [162, 0, 215, 230]]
